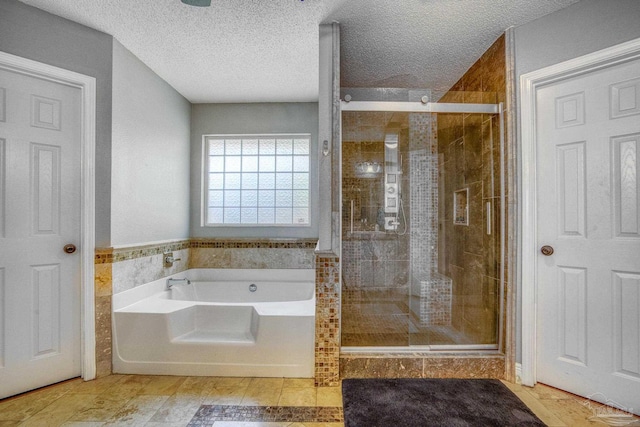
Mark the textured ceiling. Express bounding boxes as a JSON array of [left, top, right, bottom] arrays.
[[19, 0, 580, 103]]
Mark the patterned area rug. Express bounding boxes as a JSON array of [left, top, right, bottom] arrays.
[[187, 405, 343, 426], [342, 378, 546, 427]]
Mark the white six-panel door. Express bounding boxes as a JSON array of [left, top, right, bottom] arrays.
[[535, 55, 640, 413], [0, 67, 82, 399]]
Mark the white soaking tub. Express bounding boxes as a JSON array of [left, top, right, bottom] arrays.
[[112, 269, 315, 377]]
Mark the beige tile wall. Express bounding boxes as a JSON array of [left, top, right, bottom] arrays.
[[437, 34, 507, 351], [314, 253, 341, 386], [340, 353, 505, 379], [94, 248, 113, 378]]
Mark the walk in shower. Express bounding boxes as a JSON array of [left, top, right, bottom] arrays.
[[340, 90, 504, 350]]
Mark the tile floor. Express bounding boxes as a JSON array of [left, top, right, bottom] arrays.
[[341, 300, 473, 347], [0, 374, 638, 426]]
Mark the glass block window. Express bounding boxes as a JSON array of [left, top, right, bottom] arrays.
[[204, 134, 311, 226]]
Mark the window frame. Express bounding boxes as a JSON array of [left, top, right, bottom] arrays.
[[201, 133, 312, 228]]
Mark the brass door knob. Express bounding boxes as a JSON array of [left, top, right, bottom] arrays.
[[540, 245, 554, 256], [63, 244, 77, 254]]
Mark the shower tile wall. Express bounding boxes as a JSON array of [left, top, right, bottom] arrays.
[[341, 112, 454, 344], [341, 136, 410, 284], [437, 35, 505, 345], [408, 113, 452, 327], [340, 33, 510, 378], [341, 127, 411, 347]]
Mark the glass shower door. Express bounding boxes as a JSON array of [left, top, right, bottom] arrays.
[[407, 110, 502, 348], [340, 110, 411, 347], [408, 108, 501, 349], [340, 101, 502, 350]]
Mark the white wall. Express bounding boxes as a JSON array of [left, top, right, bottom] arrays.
[[515, 0, 640, 77], [190, 103, 319, 239], [514, 0, 640, 363], [0, 0, 114, 247], [111, 40, 191, 246]]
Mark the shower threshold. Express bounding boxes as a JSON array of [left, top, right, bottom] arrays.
[[341, 345, 499, 353]]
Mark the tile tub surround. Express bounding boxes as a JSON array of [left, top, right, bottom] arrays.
[[95, 241, 192, 377], [94, 248, 114, 378], [95, 238, 317, 378], [102, 239, 317, 287], [106, 239, 317, 295], [315, 253, 341, 387], [190, 239, 317, 270]]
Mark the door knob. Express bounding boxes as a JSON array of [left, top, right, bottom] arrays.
[[63, 244, 77, 254], [540, 245, 554, 256]]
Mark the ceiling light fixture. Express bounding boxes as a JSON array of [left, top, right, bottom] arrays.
[[181, 0, 211, 6]]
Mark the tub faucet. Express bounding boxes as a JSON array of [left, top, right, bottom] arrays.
[[166, 277, 191, 290], [163, 251, 182, 267]]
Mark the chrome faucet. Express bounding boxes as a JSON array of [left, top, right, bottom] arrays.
[[166, 277, 191, 290], [164, 251, 182, 267]]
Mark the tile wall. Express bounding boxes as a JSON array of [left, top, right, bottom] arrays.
[[190, 239, 316, 269], [437, 35, 506, 346], [94, 248, 114, 378], [93, 240, 191, 377], [408, 113, 452, 327], [340, 353, 505, 379], [340, 125, 411, 347], [314, 253, 341, 386]]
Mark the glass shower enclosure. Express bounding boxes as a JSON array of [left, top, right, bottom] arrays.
[[340, 94, 504, 350]]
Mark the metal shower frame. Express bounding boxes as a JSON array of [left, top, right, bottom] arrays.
[[339, 100, 506, 353]]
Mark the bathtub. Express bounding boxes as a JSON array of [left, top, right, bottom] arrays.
[[112, 269, 315, 377]]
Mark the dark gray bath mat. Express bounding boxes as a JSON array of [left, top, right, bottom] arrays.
[[342, 378, 546, 427]]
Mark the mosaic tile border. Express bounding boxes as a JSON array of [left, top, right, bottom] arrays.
[[94, 248, 114, 264], [95, 239, 318, 263], [191, 239, 318, 249], [188, 405, 343, 426], [111, 240, 190, 263]]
